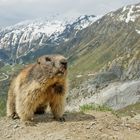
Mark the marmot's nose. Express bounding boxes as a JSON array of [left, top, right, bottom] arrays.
[[60, 61, 67, 69]]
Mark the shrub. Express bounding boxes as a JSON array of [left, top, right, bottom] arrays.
[[80, 103, 113, 112]]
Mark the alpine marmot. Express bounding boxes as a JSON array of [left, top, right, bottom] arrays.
[[7, 54, 67, 122]]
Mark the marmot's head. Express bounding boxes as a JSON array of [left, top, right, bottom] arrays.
[[37, 55, 67, 79]]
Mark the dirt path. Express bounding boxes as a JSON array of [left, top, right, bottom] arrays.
[[0, 73, 9, 82], [0, 111, 140, 140]]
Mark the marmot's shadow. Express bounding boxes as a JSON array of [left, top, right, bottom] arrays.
[[33, 112, 95, 123]]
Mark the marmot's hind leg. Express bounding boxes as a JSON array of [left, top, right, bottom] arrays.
[[15, 92, 45, 121], [6, 90, 17, 119], [16, 96, 35, 121]]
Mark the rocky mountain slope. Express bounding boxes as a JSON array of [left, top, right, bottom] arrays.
[[66, 3, 140, 111], [67, 3, 140, 78], [67, 80, 140, 111], [0, 15, 99, 63]]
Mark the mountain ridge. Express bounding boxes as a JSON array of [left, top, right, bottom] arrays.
[[0, 15, 99, 63]]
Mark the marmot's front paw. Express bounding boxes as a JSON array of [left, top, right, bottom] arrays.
[[59, 117, 65, 122], [54, 116, 65, 122], [7, 113, 19, 120], [12, 114, 20, 120]]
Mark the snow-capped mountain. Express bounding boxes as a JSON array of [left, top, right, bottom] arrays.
[[0, 15, 99, 63], [0, 3, 139, 65], [66, 3, 140, 80], [106, 3, 140, 25], [0, 20, 66, 60]]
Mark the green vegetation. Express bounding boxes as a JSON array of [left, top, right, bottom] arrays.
[[69, 46, 113, 76], [116, 103, 140, 117], [80, 103, 113, 112], [0, 95, 6, 117], [0, 64, 24, 74], [80, 103, 140, 117]]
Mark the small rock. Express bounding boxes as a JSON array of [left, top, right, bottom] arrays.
[[86, 136, 90, 139], [100, 134, 109, 139], [7, 124, 12, 127], [108, 135, 118, 140], [125, 123, 130, 127], [86, 122, 96, 129], [6, 135, 12, 138], [86, 126, 91, 129], [72, 128, 76, 131], [99, 127, 103, 131], [113, 127, 119, 131], [13, 124, 19, 129], [90, 122, 96, 125], [47, 134, 53, 137]]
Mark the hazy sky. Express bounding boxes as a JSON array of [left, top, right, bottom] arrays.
[[0, 0, 140, 27]]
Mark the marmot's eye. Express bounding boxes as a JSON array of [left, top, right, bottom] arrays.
[[45, 57, 51, 62]]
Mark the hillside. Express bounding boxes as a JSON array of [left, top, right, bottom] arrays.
[[67, 3, 140, 78]]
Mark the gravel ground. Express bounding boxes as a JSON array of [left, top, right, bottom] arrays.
[[0, 111, 140, 140]]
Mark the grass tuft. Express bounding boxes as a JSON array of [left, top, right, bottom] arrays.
[[0, 95, 6, 117], [80, 103, 113, 112]]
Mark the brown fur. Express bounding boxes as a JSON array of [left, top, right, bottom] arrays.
[[7, 55, 67, 122]]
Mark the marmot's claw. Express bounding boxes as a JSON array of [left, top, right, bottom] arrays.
[[59, 117, 65, 122], [54, 116, 65, 122], [12, 114, 20, 120], [7, 113, 19, 120]]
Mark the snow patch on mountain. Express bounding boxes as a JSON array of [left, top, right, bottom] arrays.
[[112, 3, 140, 23], [74, 15, 102, 30], [125, 5, 135, 23], [31, 21, 65, 36], [136, 29, 140, 34], [122, 6, 127, 12], [0, 15, 99, 61]]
